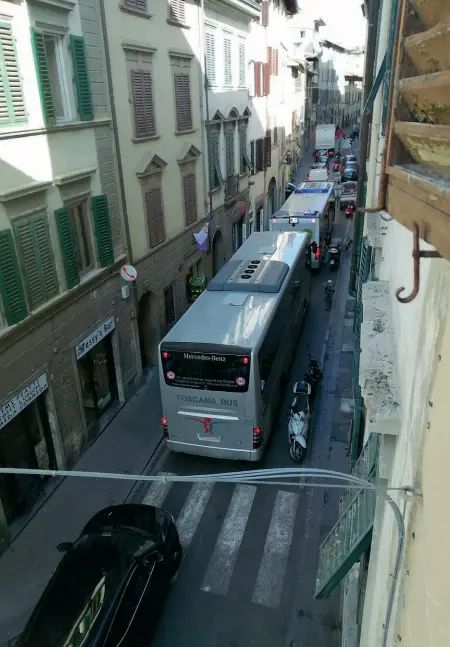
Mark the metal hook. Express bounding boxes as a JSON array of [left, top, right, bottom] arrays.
[[395, 222, 442, 304]]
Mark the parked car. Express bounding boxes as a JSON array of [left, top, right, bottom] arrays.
[[18, 504, 182, 647], [343, 154, 357, 167]]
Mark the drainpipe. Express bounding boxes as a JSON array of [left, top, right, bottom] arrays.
[[349, 0, 380, 295], [263, 19, 269, 229], [99, 0, 142, 375], [198, 0, 212, 227]]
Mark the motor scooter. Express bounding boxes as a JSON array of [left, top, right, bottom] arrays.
[[288, 380, 312, 462], [345, 202, 356, 217], [328, 242, 341, 270], [304, 354, 323, 400]]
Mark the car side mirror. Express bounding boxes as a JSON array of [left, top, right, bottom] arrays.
[[57, 542, 73, 553]]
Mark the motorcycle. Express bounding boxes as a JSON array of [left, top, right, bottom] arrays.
[[328, 243, 341, 270], [304, 353, 323, 400], [324, 280, 335, 311], [288, 380, 312, 462], [345, 202, 356, 218], [332, 161, 340, 172]]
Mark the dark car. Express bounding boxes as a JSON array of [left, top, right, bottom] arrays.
[[18, 504, 182, 647], [342, 167, 358, 182], [343, 154, 357, 167]]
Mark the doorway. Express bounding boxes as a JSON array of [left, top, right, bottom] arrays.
[[137, 291, 159, 369], [267, 177, 277, 222], [212, 230, 226, 275], [0, 395, 56, 526], [78, 335, 117, 432]]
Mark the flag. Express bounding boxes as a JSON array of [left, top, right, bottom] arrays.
[[194, 222, 209, 252]]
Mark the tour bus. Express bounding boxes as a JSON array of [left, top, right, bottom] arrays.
[[269, 181, 335, 271], [158, 231, 311, 461]]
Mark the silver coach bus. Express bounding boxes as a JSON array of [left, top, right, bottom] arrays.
[[158, 231, 311, 461]]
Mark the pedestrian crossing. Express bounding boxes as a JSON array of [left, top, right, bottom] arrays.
[[142, 472, 301, 609]]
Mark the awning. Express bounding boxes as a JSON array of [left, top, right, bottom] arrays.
[[287, 57, 306, 71]]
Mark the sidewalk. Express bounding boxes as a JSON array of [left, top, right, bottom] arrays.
[[0, 370, 163, 647]]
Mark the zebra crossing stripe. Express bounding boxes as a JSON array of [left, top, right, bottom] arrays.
[[176, 482, 214, 548], [142, 472, 175, 508], [252, 490, 299, 608], [201, 484, 256, 597]]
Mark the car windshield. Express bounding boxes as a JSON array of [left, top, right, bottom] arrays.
[[20, 533, 149, 647]]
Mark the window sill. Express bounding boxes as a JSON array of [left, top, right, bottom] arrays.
[[211, 185, 222, 194], [0, 117, 111, 140], [167, 18, 190, 29], [175, 128, 197, 136], [132, 134, 160, 143], [120, 4, 153, 19]]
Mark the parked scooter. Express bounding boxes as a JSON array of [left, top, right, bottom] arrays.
[[288, 380, 312, 462], [324, 279, 335, 311], [328, 242, 341, 270], [345, 202, 356, 218]]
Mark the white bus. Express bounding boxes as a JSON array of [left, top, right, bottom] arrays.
[[158, 231, 311, 461], [270, 181, 335, 270]]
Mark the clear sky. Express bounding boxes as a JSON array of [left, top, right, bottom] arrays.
[[315, 0, 367, 49]]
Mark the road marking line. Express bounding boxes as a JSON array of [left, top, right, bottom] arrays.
[[201, 484, 256, 596], [176, 481, 214, 548], [252, 490, 299, 608], [142, 472, 175, 507]]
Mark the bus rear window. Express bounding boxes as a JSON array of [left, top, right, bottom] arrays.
[[160, 350, 251, 393]]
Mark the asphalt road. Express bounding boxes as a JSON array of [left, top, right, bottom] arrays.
[[143, 202, 354, 647]]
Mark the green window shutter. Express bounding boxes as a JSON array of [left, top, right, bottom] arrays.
[[0, 229, 27, 325], [70, 35, 93, 121], [0, 23, 27, 125], [15, 216, 58, 310], [91, 195, 114, 267], [30, 29, 56, 127], [55, 207, 80, 289]]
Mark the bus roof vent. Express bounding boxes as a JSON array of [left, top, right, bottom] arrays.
[[295, 182, 330, 194], [208, 259, 289, 294]]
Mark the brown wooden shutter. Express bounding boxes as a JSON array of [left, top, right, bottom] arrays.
[[267, 47, 272, 71], [131, 70, 155, 138], [145, 187, 166, 248], [174, 73, 192, 132], [263, 62, 271, 96], [261, 1, 269, 27], [254, 62, 262, 97], [183, 173, 197, 226], [250, 140, 255, 174], [275, 49, 279, 76], [256, 138, 264, 171]]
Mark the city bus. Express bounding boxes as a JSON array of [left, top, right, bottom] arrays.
[[270, 181, 335, 270], [158, 231, 311, 461]]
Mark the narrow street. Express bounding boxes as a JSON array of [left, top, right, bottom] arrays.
[[142, 187, 356, 646]]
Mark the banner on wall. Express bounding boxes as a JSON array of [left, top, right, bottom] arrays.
[[193, 214, 213, 252]]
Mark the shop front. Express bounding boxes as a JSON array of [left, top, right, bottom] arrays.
[[0, 374, 56, 533], [75, 317, 118, 437]]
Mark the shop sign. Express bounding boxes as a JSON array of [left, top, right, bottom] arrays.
[[76, 316, 116, 360], [0, 373, 48, 430]]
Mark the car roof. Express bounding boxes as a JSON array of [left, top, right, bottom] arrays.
[[81, 504, 167, 537], [20, 533, 144, 647]]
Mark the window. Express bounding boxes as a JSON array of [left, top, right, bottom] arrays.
[[239, 125, 251, 175], [205, 32, 216, 86], [264, 134, 271, 168], [208, 127, 223, 190], [164, 285, 176, 332], [169, 0, 186, 24], [68, 202, 93, 273], [161, 348, 251, 393], [263, 62, 270, 95], [131, 69, 156, 138], [145, 185, 165, 248], [251, 138, 264, 173], [172, 56, 192, 132], [0, 22, 26, 126], [224, 126, 235, 178], [42, 35, 68, 121], [223, 34, 232, 86], [238, 40, 245, 87], [183, 173, 197, 226], [232, 220, 243, 252], [124, 0, 147, 10], [14, 214, 59, 311], [254, 61, 263, 97]]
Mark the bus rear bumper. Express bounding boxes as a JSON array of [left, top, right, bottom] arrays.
[[166, 439, 265, 462]]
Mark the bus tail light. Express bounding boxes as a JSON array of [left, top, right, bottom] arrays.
[[161, 417, 168, 438], [315, 247, 321, 260], [253, 427, 263, 449]]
